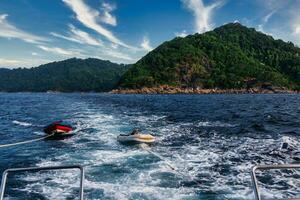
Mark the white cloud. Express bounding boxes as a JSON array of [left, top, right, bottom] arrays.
[[175, 30, 188, 37], [50, 32, 77, 42], [0, 58, 23, 66], [140, 36, 153, 51], [31, 52, 38, 56], [263, 10, 276, 23], [105, 49, 135, 61], [37, 45, 81, 56], [111, 43, 119, 49], [0, 14, 8, 22], [101, 2, 117, 26], [257, 24, 273, 37], [0, 58, 52, 68], [50, 24, 103, 46], [257, 0, 291, 35], [291, 15, 300, 38], [182, 0, 224, 33], [286, 3, 300, 40], [294, 26, 300, 35], [62, 0, 129, 47], [0, 14, 47, 44], [257, 10, 277, 33], [260, 0, 288, 11]]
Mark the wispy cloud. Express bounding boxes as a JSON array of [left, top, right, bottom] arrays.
[[0, 57, 51, 68], [175, 30, 188, 37], [37, 45, 82, 56], [181, 0, 224, 33], [258, 9, 278, 33], [50, 24, 103, 46], [291, 10, 300, 38], [256, 0, 297, 41], [101, 2, 117, 26], [0, 58, 23, 66], [105, 49, 135, 61], [262, 10, 276, 23], [257, 0, 292, 34], [260, 0, 288, 11], [140, 36, 153, 51], [281, 2, 300, 40], [62, 0, 129, 47], [0, 14, 47, 44]]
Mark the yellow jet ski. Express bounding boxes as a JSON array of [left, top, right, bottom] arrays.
[[117, 129, 155, 144]]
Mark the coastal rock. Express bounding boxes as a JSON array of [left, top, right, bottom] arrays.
[[110, 85, 297, 94]]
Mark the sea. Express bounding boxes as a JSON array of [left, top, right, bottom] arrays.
[[0, 93, 299, 200]]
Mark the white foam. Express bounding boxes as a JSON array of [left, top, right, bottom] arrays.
[[19, 169, 80, 200], [84, 179, 195, 200], [197, 121, 235, 127], [13, 104, 300, 199], [12, 120, 32, 127]]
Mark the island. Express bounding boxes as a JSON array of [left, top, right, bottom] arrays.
[[116, 23, 300, 94]]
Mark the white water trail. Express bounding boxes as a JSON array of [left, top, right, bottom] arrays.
[[12, 120, 32, 127], [139, 143, 203, 187]]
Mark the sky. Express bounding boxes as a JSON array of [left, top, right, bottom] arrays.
[[0, 0, 299, 68]]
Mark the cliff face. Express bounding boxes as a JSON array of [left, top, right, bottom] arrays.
[[119, 23, 300, 91]]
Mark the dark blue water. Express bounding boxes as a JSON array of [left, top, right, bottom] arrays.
[[0, 93, 300, 200]]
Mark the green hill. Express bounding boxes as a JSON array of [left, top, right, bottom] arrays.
[[119, 23, 300, 90], [0, 58, 129, 92]]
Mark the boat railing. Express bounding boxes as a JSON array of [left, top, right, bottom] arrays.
[[1, 163, 299, 200], [0, 165, 84, 200], [251, 164, 300, 200]]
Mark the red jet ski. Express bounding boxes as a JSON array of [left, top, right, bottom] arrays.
[[44, 121, 74, 138]]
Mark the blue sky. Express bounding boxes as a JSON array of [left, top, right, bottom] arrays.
[[0, 0, 299, 68]]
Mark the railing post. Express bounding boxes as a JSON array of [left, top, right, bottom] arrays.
[[0, 170, 8, 200], [79, 165, 84, 200], [251, 166, 261, 200]]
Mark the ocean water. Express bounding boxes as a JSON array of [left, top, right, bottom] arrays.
[[0, 93, 299, 200]]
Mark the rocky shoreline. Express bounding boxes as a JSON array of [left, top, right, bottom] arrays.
[[110, 85, 298, 94]]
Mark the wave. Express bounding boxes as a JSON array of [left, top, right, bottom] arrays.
[[12, 120, 32, 127], [84, 179, 196, 200], [197, 121, 235, 127]]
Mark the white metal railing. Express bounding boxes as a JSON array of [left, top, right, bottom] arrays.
[[2, 163, 299, 200], [0, 165, 84, 200]]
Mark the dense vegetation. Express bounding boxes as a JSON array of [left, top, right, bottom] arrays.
[[0, 58, 129, 92], [119, 23, 300, 90]]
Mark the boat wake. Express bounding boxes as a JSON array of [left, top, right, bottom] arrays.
[[2, 94, 300, 199]]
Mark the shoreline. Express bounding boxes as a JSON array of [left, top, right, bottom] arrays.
[[110, 86, 298, 94], [0, 87, 298, 94]]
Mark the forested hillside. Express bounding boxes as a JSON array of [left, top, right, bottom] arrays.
[[0, 58, 129, 92], [119, 23, 300, 90]]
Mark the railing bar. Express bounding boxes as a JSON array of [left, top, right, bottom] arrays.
[[4, 165, 83, 173], [254, 165, 300, 171]]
